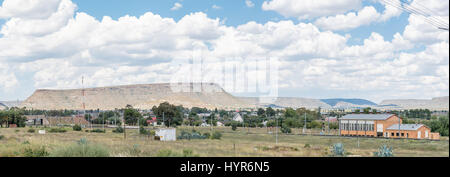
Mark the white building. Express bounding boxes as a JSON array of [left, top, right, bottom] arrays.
[[155, 128, 176, 141], [233, 113, 244, 123]]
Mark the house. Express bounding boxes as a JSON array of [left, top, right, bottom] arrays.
[[339, 114, 439, 140], [324, 116, 338, 123], [216, 122, 224, 127], [385, 124, 438, 140], [233, 113, 243, 123]]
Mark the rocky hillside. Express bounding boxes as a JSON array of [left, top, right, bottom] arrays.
[[20, 83, 253, 110], [379, 96, 449, 111]]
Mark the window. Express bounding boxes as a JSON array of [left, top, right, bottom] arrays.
[[401, 133, 405, 137], [396, 133, 399, 137], [391, 133, 395, 137]]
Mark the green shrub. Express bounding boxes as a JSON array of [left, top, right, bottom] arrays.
[[28, 128, 36, 133], [89, 129, 105, 133], [281, 126, 292, 134], [139, 126, 149, 135], [304, 144, 311, 148], [210, 131, 222, 140], [72, 125, 82, 131], [22, 146, 50, 157], [331, 143, 345, 157], [48, 128, 67, 133], [156, 149, 199, 157], [231, 123, 237, 131], [15, 129, 20, 133], [0, 135, 5, 140], [374, 145, 394, 157], [112, 127, 124, 133], [51, 138, 109, 157]]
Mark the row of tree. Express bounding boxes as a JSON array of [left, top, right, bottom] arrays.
[[0, 108, 27, 127]]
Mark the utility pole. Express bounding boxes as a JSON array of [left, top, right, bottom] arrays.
[[162, 112, 165, 128], [123, 111, 126, 139], [398, 114, 401, 138], [303, 112, 306, 134], [275, 115, 278, 145]]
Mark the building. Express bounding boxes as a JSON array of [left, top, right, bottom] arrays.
[[339, 114, 439, 140], [155, 128, 176, 141], [385, 124, 437, 139], [233, 113, 243, 123]]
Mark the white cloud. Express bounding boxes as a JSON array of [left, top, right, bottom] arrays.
[[0, 0, 62, 19], [0, 63, 18, 91], [262, 0, 362, 19], [212, 5, 221, 10], [314, 6, 381, 31], [171, 2, 182, 11], [245, 0, 255, 8]]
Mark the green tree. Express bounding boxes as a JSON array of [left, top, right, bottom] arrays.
[[152, 102, 183, 127], [124, 105, 142, 125]]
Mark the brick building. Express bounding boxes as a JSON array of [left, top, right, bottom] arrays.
[[339, 114, 439, 140]]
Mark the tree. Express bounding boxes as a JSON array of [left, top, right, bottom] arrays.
[[266, 107, 276, 117], [124, 105, 142, 125], [152, 102, 183, 127], [257, 108, 266, 117]]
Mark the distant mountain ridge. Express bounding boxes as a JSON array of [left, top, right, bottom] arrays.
[[320, 99, 377, 107]]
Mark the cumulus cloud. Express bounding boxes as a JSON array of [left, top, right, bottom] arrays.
[[262, 0, 362, 19], [171, 2, 182, 11], [314, 6, 381, 31]]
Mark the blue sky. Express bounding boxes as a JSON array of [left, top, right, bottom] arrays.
[[0, 0, 448, 103]]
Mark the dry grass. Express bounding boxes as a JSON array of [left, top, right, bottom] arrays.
[[0, 126, 448, 157]]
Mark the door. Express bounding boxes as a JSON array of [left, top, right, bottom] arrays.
[[425, 131, 429, 138], [417, 131, 421, 139]]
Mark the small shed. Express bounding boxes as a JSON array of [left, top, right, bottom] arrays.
[[155, 128, 176, 141]]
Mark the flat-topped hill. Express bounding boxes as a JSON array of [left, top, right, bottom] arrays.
[[20, 83, 253, 110]]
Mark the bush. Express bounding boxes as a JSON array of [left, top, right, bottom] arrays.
[[304, 144, 311, 148], [112, 127, 124, 133], [0, 135, 5, 140], [22, 146, 50, 157], [210, 131, 222, 140], [28, 128, 36, 133], [48, 128, 67, 133], [281, 126, 292, 134], [231, 123, 237, 131], [331, 143, 345, 157], [156, 149, 199, 157], [374, 145, 394, 157], [89, 129, 105, 133], [72, 125, 82, 131], [15, 129, 20, 133], [139, 126, 149, 135], [51, 138, 110, 157], [177, 130, 208, 140]]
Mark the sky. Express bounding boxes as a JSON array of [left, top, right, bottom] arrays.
[[0, 0, 448, 103]]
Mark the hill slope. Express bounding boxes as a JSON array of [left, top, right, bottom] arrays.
[[321, 99, 377, 107], [20, 83, 253, 110], [379, 96, 449, 111]]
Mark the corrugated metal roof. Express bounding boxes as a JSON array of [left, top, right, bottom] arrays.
[[339, 114, 395, 120], [387, 124, 424, 131]]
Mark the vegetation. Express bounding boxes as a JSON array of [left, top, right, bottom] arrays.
[[157, 149, 199, 157], [0, 108, 27, 128], [51, 138, 109, 157], [152, 102, 183, 127], [27, 128, 36, 133], [331, 143, 345, 157], [72, 125, 82, 131], [48, 128, 67, 133], [112, 127, 124, 133], [374, 145, 394, 157], [22, 146, 50, 157], [124, 105, 143, 125], [281, 126, 292, 134]]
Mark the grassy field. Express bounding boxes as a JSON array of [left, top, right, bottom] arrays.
[[0, 126, 448, 157]]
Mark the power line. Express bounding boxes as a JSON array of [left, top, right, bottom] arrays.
[[381, 0, 449, 30]]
